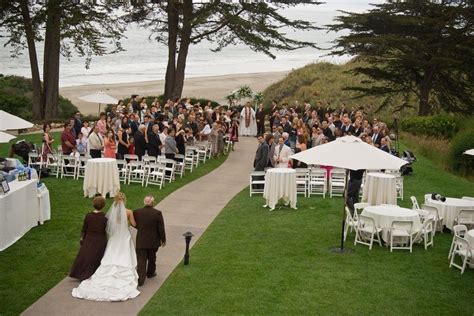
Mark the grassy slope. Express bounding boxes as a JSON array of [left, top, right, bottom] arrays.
[[0, 133, 227, 315], [140, 141, 474, 315]]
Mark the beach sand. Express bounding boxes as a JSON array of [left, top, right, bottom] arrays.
[[60, 71, 289, 115]]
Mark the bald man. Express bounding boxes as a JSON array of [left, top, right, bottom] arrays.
[[133, 195, 166, 286]]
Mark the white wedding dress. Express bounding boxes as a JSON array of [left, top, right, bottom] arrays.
[[72, 201, 140, 301], [239, 107, 257, 136]]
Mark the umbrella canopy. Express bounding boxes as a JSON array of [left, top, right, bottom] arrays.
[[0, 131, 16, 143], [290, 135, 408, 170], [79, 91, 118, 104], [0, 110, 34, 131], [464, 149, 474, 156]]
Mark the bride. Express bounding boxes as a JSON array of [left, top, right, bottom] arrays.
[[72, 192, 140, 301]]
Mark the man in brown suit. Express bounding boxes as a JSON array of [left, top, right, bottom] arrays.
[[133, 195, 166, 286]]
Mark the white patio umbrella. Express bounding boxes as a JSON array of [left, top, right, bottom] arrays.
[[78, 90, 118, 116], [463, 149, 474, 156], [0, 131, 16, 143], [0, 110, 34, 131], [290, 135, 408, 253]]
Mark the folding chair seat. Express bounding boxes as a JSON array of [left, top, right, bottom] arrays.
[[184, 150, 195, 173], [308, 168, 326, 198], [142, 156, 157, 165], [174, 154, 185, 178], [249, 171, 266, 196], [354, 215, 382, 250], [413, 217, 434, 250], [162, 158, 176, 183], [330, 169, 346, 198], [145, 163, 165, 189], [389, 220, 414, 253], [448, 225, 467, 259], [127, 160, 146, 185], [46, 153, 61, 178], [60, 156, 78, 179], [449, 236, 473, 274], [295, 169, 309, 197]]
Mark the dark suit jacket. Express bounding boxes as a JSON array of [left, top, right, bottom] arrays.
[[254, 142, 269, 171], [134, 206, 166, 249], [341, 124, 354, 135], [147, 131, 162, 157], [256, 109, 265, 125], [371, 133, 382, 146], [134, 131, 146, 158]]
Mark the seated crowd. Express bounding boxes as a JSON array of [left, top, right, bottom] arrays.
[[253, 100, 395, 171], [41, 96, 242, 162]]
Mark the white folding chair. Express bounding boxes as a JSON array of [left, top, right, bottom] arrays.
[[389, 220, 414, 253], [330, 169, 346, 198], [295, 169, 309, 197], [448, 225, 467, 259], [308, 168, 327, 198], [60, 156, 78, 179], [116, 160, 128, 183], [421, 204, 444, 234], [249, 171, 266, 196], [174, 154, 185, 178], [395, 176, 404, 200], [127, 160, 146, 185], [123, 154, 139, 162], [142, 155, 157, 165], [354, 202, 369, 214], [410, 196, 421, 210], [186, 146, 200, 168], [413, 217, 434, 250], [344, 206, 358, 241], [28, 152, 43, 171], [454, 209, 474, 230], [162, 158, 176, 183], [76, 156, 89, 180], [424, 194, 432, 203], [46, 153, 61, 178], [196, 144, 207, 164], [354, 215, 382, 250], [145, 163, 165, 189], [449, 236, 473, 274], [184, 149, 195, 173]]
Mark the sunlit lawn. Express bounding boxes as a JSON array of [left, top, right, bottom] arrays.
[[141, 144, 474, 315], [0, 132, 227, 315]]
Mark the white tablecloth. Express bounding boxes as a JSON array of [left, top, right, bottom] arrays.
[[83, 158, 120, 198], [425, 197, 474, 230], [263, 168, 297, 211], [37, 183, 51, 225], [0, 180, 39, 251], [362, 205, 421, 241], [362, 172, 397, 206]]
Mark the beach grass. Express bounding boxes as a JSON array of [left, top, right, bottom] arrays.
[[140, 142, 474, 315], [0, 132, 228, 315]]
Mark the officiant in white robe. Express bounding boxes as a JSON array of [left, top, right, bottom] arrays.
[[239, 102, 257, 136]]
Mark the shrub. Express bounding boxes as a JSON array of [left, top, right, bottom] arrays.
[[58, 96, 78, 120], [400, 115, 458, 138], [449, 128, 474, 173], [0, 93, 31, 119]]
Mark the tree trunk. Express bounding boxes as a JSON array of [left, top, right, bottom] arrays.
[[164, 1, 179, 101], [417, 68, 435, 116], [171, 0, 193, 100], [42, 0, 61, 120], [19, 0, 43, 120]]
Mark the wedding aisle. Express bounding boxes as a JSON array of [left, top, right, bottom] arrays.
[[22, 137, 256, 316]]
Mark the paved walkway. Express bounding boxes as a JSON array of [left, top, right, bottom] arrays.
[[23, 137, 256, 316]]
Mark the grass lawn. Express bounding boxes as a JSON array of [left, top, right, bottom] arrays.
[[141, 144, 474, 315], [0, 132, 228, 315]]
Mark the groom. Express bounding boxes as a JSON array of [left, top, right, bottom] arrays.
[[134, 195, 166, 286]]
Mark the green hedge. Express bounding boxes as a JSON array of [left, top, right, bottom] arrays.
[[400, 115, 458, 138], [449, 128, 474, 173]]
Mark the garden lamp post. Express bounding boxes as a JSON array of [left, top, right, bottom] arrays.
[[183, 231, 194, 265]]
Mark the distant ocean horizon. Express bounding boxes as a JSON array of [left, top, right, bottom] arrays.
[[0, 1, 383, 87]]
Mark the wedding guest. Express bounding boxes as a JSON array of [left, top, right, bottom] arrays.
[[273, 136, 292, 168], [117, 123, 130, 160], [76, 132, 88, 156], [253, 135, 268, 171], [70, 195, 108, 281], [228, 116, 239, 151], [128, 136, 136, 155], [256, 103, 266, 136], [97, 112, 107, 137], [209, 123, 219, 157], [293, 135, 308, 168], [104, 130, 117, 158], [88, 124, 104, 158], [61, 121, 76, 155], [147, 124, 162, 157], [81, 121, 91, 138], [134, 124, 147, 160], [165, 128, 178, 160], [41, 123, 54, 162], [380, 136, 390, 153], [73, 111, 83, 137], [133, 195, 166, 286], [217, 121, 225, 156], [175, 127, 186, 155]]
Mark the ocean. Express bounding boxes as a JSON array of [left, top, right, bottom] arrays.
[[0, 0, 383, 87]]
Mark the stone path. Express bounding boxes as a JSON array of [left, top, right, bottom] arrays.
[[23, 137, 256, 316]]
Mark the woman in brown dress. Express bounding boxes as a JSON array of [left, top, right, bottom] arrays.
[[70, 196, 108, 281]]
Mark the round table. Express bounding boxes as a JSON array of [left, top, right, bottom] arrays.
[[425, 197, 474, 230], [263, 168, 297, 211], [362, 172, 397, 206], [83, 158, 120, 198], [361, 205, 421, 241]]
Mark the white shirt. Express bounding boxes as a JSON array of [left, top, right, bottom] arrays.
[[273, 144, 292, 168]]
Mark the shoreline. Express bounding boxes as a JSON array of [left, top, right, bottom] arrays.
[[59, 71, 289, 115]]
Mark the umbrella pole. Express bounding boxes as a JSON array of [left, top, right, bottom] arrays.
[[331, 170, 352, 254]]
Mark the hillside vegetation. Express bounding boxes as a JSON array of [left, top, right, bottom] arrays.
[[263, 61, 411, 117]]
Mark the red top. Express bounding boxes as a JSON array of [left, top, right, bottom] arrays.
[[61, 129, 76, 154]]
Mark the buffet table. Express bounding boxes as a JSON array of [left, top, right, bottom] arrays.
[[0, 179, 39, 251], [83, 158, 120, 198]]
